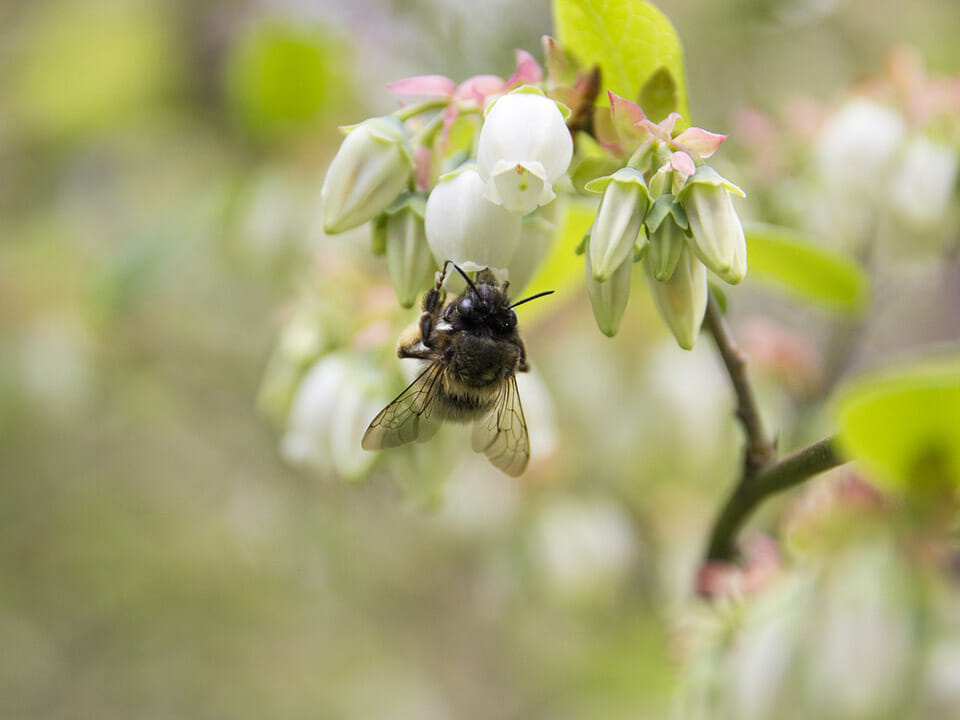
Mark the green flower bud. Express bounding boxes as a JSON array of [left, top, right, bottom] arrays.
[[585, 167, 651, 282], [677, 166, 747, 285], [644, 244, 707, 350], [321, 116, 413, 234], [384, 194, 435, 308], [644, 194, 689, 282], [585, 240, 632, 338]]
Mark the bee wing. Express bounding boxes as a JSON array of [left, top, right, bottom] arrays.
[[361, 362, 443, 450], [471, 374, 530, 477]]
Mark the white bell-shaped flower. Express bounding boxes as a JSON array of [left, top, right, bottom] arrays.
[[477, 90, 573, 215], [321, 117, 412, 234], [890, 134, 958, 228], [425, 167, 522, 274]]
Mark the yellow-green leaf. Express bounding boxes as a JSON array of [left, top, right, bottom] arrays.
[[834, 355, 960, 491], [522, 200, 597, 323], [552, 0, 690, 123], [744, 223, 868, 314]]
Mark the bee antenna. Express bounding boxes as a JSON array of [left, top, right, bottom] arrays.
[[452, 263, 480, 295], [510, 290, 555, 309]]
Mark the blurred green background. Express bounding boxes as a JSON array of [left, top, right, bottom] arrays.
[[2, 1, 959, 718]]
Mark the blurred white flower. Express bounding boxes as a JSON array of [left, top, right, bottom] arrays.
[[321, 117, 412, 234], [425, 167, 521, 274], [532, 497, 639, 602], [808, 544, 913, 716], [282, 353, 387, 480], [17, 315, 93, 417], [816, 99, 906, 200], [477, 90, 573, 215], [890, 134, 958, 228]]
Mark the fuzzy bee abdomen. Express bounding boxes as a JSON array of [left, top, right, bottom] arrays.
[[432, 386, 497, 422]]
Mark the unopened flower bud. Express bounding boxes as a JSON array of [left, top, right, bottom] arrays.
[[321, 117, 413, 234], [425, 166, 522, 274], [644, 243, 707, 350], [384, 194, 436, 308], [477, 89, 573, 215], [678, 166, 747, 285], [642, 193, 688, 282], [585, 240, 632, 337], [585, 168, 651, 282]]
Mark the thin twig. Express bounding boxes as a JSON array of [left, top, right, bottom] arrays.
[[703, 292, 776, 477], [701, 295, 847, 563], [705, 437, 845, 561]]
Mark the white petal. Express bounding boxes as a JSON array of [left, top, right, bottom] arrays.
[[425, 169, 522, 271], [477, 93, 573, 183], [486, 160, 549, 215]]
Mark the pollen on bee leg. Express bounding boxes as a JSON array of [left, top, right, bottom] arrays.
[[396, 321, 424, 355]]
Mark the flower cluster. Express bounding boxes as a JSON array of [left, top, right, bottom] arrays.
[[321, 49, 572, 305], [319, 39, 748, 349], [581, 93, 746, 346]]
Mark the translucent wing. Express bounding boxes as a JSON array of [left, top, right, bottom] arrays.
[[361, 362, 443, 450], [471, 375, 530, 476]]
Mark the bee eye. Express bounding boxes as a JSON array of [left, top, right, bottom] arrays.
[[506, 310, 517, 328], [458, 296, 474, 316]]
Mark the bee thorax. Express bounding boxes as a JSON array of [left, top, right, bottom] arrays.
[[447, 335, 519, 388]]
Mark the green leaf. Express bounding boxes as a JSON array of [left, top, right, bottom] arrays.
[[834, 355, 960, 492], [224, 21, 350, 143], [638, 67, 678, 125], [553, 0, 690, 123], [744, 223, 869, 314], [12, 0, 177, 140], [522, 200, 598, 322]]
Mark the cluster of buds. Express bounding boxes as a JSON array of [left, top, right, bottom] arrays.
[[319, 38, 748, 349], [582, 93, 746, 347], [321, 49, 572, 304]]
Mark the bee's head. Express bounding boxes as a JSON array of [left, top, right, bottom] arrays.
[[454, 284, 517, 333]]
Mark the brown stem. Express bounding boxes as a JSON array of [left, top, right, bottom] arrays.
[[703, 291, 776, 477], [705, 437, 845, 561], [701, 294, 847, 563]]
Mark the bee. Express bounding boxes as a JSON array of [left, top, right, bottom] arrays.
[[362, 261, 553, 476]]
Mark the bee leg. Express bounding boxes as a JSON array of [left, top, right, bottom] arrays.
[[398, 344, 434, 360], [517, 340, 529, 373]]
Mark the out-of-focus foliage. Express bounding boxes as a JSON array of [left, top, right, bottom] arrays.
[[8, 0, 178, 140], [224, 21, 352, 143], [744, 222, 869, 313], [834, 355, 960, 491]]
